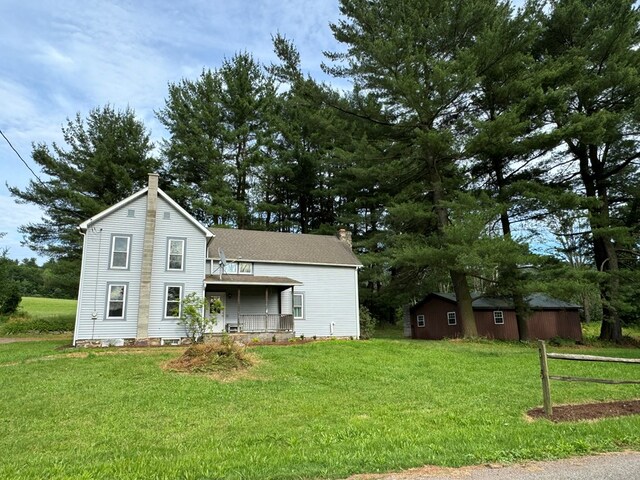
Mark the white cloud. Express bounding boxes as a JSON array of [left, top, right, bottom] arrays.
[[0, 0, 347, 261]]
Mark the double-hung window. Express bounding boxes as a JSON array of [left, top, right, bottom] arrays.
[[110, 235, 130, 269], [493, 310, 504, 325], [165, 285, 183, 318], [238, 262, 252, 274], [167, 239, 185, 271], [106, 284, 127, 319], [417, 314, 426, 327], [293, 293, 304, 319], [447, 311, 457, 325]]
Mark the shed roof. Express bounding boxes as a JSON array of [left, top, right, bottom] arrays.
[[204, 274, 302, 287], [415, 292, 580, 311], [208, 228, 362, 267]]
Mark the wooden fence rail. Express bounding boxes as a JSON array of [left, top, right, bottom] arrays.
[[537, 340, 640, 416]]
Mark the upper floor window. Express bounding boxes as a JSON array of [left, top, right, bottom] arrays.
[[110, 235, 130, 269], [238, 262, 252, 274], [223, 262, 238, 274], [167, 238, 185, 271], [447, 311, 457, 326], [493, 310, 504, 325]]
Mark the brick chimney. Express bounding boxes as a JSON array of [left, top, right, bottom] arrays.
[[136, 173, 159, 341], [337, 228, 352, 248]]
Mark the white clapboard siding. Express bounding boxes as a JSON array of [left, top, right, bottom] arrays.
[[254, 263, 359, 337], [75, 195, 147, 340], [147, 196, 207, 339]]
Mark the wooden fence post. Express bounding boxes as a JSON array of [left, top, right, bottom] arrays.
[[538, 340, 553, 417]]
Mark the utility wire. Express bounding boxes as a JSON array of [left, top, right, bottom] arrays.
[[0, 127, 45, 185]]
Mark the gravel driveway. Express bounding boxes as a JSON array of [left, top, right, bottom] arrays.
[[345, 451, 640, 480]]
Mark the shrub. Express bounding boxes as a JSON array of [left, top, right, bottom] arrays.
[[359, 305, 377, 340], [166, 335, 254, 374], [0, 281, 21, 315], [178, 293, 221, 342], [0, 314, 75, 334]]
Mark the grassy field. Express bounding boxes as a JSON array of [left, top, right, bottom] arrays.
[[0, 297, 77, 335], [0, 338, 638, 479], [18, 296, 77, 317]]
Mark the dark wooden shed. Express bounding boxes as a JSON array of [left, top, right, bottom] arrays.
[[408, 293, 583, 341]]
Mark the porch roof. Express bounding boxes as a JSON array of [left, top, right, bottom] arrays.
[[204, 274, 302, 287]]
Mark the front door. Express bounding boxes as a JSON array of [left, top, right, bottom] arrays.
[[207, 292, 226, 332]]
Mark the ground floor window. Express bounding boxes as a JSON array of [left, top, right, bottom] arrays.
[[447, 311, 457, 325], [106, 284, 127, 319], [417, 314, 425, 327], [165, 285, 183, 318], [293, 293, 304, 319], [493, 310, 504, 325]]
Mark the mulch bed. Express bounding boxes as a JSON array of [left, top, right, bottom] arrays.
[[528, 399, 640, 422]]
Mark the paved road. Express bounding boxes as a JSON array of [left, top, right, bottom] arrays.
[[347, 452, 640, 480]]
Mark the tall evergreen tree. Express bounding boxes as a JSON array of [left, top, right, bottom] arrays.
[[158, 52, 278, 228], [9, 105, 157, 267], [326, 0, 526, 336], [537, 0, 640, 341]]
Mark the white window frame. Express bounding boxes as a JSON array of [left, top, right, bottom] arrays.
[[417, 314, 425, 327], [493, 310, 504, 325], [106, 283, 127, 320], [110, 235, 130, 269], [293, 293, 304, 319], [167, 238, 185, 271], [238, 262, 253, 275], [164, 285, 183, 319], [447, 311, 457, 326]]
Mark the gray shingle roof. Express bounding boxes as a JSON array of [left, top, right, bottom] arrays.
[[205, 274, 302, 286], [426, 292, 580, 310], [208, 228, 362, 267]]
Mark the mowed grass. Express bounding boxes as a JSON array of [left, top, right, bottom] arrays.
[[1, 339, 639, 480], [19, 296, 77, 317], [0, 297, 77, 336]]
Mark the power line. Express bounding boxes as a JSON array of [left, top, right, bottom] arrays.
[[0, 128, 45, 185]]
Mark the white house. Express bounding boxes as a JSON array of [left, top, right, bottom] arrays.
[[73, 174, 361, 346]]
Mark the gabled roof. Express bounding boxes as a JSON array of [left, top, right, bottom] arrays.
[[208, 228, 362, 267], [414, 292, 580, 311], [78, 187, 213, 238]]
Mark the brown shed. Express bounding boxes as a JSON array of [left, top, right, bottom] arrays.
[[408, 293, 582, 342]]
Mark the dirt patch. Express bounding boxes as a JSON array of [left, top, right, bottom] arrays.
[[528, 399, 640, 422], [164, 341, 257, 380]]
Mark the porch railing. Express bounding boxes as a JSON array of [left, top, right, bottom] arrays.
[[235, 314, 294, 333]]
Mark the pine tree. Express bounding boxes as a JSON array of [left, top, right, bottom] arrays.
[[326, 0, 523, 336], [9, 105, 157, 263], [537, 0, 640, 341], [158, 53, 278, 228]]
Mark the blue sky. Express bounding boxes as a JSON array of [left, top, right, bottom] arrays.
[[0, 0, 344, 261]]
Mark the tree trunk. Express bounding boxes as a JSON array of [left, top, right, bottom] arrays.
[[573, 142, 622, 343], [493, 156, 529, 341], [598, 236, 622, 342], [451, 269, 477, 337], [429, 153, 478, 338]]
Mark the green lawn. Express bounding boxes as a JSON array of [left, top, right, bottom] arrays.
[[0, 297, 77, 335], [19, 296, 77, 317], [1, 338, 638, 480]]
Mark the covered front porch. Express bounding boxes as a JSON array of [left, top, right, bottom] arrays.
[[204, 274, 301, 334]]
